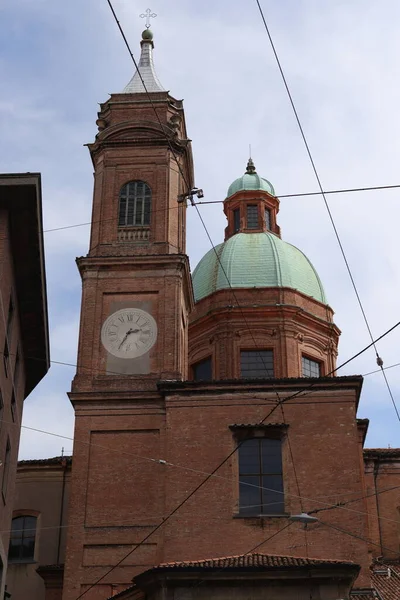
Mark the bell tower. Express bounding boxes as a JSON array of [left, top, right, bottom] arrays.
[[74, 27, 194, 385], [63, 29, 194, 599]]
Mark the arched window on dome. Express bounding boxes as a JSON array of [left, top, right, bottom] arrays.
[[118, 181, 151, 227]]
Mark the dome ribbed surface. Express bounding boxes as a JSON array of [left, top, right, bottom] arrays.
[[227, 173, 275, 197], [192, 232, 326, 304]]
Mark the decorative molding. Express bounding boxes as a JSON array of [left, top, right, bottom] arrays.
[[117, 227, 150, 243]]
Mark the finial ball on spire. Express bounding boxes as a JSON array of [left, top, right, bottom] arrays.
[[142, 28, 154, 40]]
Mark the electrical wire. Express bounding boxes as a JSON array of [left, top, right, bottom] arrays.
[[31, 182, 400, 236], [254, 0, 400, 424], [190, 521, 295, 591], [8, 479, 400, 539], [318, 518, 400, 557], [310, 483, 400, 517], [70, 2, 400, 595], [104, 0, 281, 388], [363, 362, 400, 377]]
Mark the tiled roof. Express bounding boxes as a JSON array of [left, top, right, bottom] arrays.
[[371, 561, 400, 600], [106, 586, 136, 600], [152, 552, 358, 570], [364, 448, 400, 459], [18, 456, 72, 466], [350, 593, 376, 600]]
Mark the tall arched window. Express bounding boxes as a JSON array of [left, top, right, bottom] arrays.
[[8, 515, 37, 562], [118, 181, 151, 227]]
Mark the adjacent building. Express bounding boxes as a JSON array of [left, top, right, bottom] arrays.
[[6, 457, 71, 599], [0, 173, 50, 596]]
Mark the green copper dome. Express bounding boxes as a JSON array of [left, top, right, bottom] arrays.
[[227, 173, 275, 198], [192, 232, 327, 304], [227, 160, 275, 198]]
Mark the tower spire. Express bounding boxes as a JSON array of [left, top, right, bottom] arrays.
[[122, 28, 165, 94]]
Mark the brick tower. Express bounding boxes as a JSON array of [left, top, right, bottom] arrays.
[[62, 29, 194, 599], [62, 28, 373, 600]]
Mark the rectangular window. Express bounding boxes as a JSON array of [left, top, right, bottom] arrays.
[[192, 357, 212, 381], [8, 516, 37, 562], [233, 209, 240, 233], [265, 208, 271, 230], [246, 205, 259, 229], [302, 356, 321, 378], [240, 350, 274, 378], [239, 438, 284, 515], [2, 439, 10, 500]]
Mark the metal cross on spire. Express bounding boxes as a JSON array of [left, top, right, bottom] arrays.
[[140, 8, 157, 29]]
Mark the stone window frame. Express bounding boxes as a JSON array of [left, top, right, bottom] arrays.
[[230, 424, 288, 518], [118, 180, 152, 228]]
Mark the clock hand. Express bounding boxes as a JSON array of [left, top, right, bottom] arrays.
[[118, 328, 141, 350]]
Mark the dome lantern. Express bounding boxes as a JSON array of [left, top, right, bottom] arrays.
[[223, 159, 280, 241]]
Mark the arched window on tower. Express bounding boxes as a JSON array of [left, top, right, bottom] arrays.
[[118, 181, 151, 227]]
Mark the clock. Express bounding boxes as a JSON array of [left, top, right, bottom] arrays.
[[101, 308, 157, 359]]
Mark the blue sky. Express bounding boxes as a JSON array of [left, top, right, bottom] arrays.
[[1, 0, 400, 458]]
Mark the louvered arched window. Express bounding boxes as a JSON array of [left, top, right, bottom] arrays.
[[118, 181, 151, 227]]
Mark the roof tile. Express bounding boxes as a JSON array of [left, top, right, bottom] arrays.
[[153, 552, 357, 570], [371, 562, 400, 600]]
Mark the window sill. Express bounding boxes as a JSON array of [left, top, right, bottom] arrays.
[[8, 559, 37, 565], [234, 513, 289, 519]]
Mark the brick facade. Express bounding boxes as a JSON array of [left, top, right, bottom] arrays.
[[60, 53, 399, 600], [0, 174, 49, 596]]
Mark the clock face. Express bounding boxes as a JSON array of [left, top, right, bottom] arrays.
[[101, 308, 157, 359]]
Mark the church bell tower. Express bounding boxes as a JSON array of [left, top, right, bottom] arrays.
[[63, 28, 194, 599]]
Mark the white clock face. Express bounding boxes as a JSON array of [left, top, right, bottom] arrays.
[[101, 308, 157, 359]]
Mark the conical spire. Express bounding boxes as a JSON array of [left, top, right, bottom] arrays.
[[123, 29, 165, 94]]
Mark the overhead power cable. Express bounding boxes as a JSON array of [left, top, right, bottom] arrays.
[[103, 0, 279, 392], [318, 518, 400, 557], [254, 0, 400, 423], [65, 310, 399, 598], [363, 361, 400, 377], [35, 182, 400, 236], [8, 483, 400, 537], [73, 2, 400, 596]]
